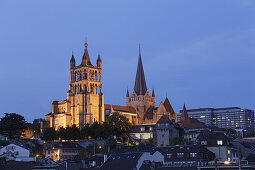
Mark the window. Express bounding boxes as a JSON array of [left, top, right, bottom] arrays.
[[140, 127, 145, 132], [190, 153, 197, 158], [228, 150, 231, 154], [167, 154, 172, 158], [177, 153, 184, 158], [201, 141, 207, 145], [217, 140, 223, 145]]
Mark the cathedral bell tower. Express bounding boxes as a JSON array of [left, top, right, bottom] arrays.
[[67, 41, 104, 128], [126, 46, 155, 124]]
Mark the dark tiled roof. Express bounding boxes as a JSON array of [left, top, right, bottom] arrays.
[[196, 131, 229, 146], [104, 104, 137, 114], [163, 97, 175, 114], [101, 152, 143, 170], [45, 112, 52, 116], [129, 124, 155, 133], [178, 104, 206, 129]]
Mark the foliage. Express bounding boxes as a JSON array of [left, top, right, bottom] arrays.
[[42, 127, 56, 141], [170, 137, 185, 146], [0, 113, 27, 139], [107, 112, 132, 137], [0, 140, 9, 147], [42, 112, 132, 141]]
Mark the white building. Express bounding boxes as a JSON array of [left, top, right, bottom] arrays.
[[0, 144, 35, 162]]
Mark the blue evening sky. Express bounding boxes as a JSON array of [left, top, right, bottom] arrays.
[[0, 0, 255, 122]]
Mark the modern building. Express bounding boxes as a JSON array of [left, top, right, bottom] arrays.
[[47, 41, 104, 130], [178, 107, 254, 131]]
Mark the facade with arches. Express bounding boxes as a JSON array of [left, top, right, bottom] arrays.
[[48, 42, 104, 130]]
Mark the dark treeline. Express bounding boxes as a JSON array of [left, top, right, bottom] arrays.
[[42, 112, 132, 141]]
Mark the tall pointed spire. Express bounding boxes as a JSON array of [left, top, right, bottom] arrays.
[[70, 51, 76, 68], [152, 88, 155, 97], [180, 104, 189, 121], [81, 41, 92, 66], [134, 45, 147, 95], [126, 88, 129, 97]]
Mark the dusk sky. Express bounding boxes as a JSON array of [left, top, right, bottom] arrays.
[[1, 0, 255, 123]]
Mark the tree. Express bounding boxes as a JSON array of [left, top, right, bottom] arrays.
[[42, 127, 56, 141], [65, 125, 80, 140], [170, 137, 185, 146], [0, 113, 27, 139], [107, 112, 132, 137]]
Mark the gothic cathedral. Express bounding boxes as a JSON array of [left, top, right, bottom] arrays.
[[48, 42, 104, 130]]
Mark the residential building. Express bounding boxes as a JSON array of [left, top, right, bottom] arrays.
[[178, 107, 254, 131], [196, 131, 238, 163], [129, 124, 155, 141], [44, 142, 82, 162], [178, 105, 207, 143], [159, 145, 215, 167], [0, 143, 35, 162], [101, 151, 164, 170], [153, 114, 182, 147], [47, 41, 104, 130]]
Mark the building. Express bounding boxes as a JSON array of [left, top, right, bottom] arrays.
[[44, 142, 82, 162], [101, 151, 164, 170], [104, 104, 138, 125], [178, 104, 207, 144], [0, 143, 35, 162], [178, 107, 254, 131], [153, 114, 182, 147], [47, 41, 104, 130], [128, 124, 155, 141], [196, 131, 238, 163], [159, 145, 215, 167], [126, 47, 177, 124]]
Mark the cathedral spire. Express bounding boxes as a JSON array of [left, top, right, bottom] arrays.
[[152, 88, 155, 97], [81, 41, 91, 66], [134, 45, 147, 95], [126, 88, 129, 97]]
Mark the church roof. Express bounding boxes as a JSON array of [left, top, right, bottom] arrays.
[[134, 46, 147, 95], [104, 104, 137, 114], [143, 106, 155, 120], [178, 104, 206, 129], [163, 97, 175, 114], [156, 114, 171, 124]]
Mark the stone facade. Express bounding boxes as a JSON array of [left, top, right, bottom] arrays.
[[49, 42, 104, 130]]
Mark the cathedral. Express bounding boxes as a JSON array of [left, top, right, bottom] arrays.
[[46, 42, 104, 130], [126, 47, 177, 124], [46, 42, 177, 130]]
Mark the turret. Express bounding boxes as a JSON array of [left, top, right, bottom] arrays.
[[126, 88, 129, 97], [70, 51, 76, 69], [152, 88, 155, 97], [97, 52, 102, 68]]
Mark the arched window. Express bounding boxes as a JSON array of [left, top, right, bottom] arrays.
[[98, 72, 101, 81], [84, 70, 87, 80], [95, 71, 97, 81], [95, 84, 98, 94], [75, 72, 77, 81]]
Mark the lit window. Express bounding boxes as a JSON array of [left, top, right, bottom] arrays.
[[167, 154, 172, 158], [228, 157, 231, 161], [228, 150, 230, 154], [217, 140, 223, 145], [177, 153, 184, 158], [190, 153, 197, 158]]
